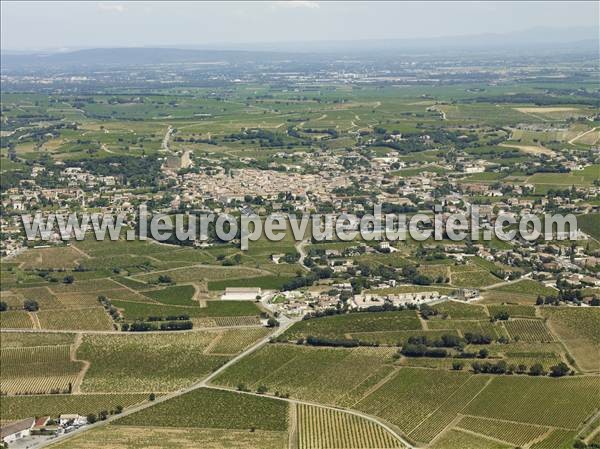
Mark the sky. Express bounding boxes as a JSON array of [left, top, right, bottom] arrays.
[[1, 1, 598, 51]]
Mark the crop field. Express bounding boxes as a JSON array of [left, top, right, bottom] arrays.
[[295, 403, 403, 449], [213, 345, 395, 404], [77, 332, 232, 392], [13, 245, 82, 269], [449, 266, 500, 288], [0, 310, 34, 328], [36, 307, 114, 331], [280, 310, 422, 341], [0, 332, 75, 347], [429, 429, 511, 449], [111, 298, 261, 321], [427, 318, 500, 338], [485, 304, 536, 318], [1, 393, 152, 420], [347, 329, 459, 346], [542, 307, 600, 372], [487, 280, 557, 301], [431, 301, 488, 320], [132, 265, 266, 283], [464, 375, 600, 429], [455, 416, 550, 447], [117, 387, 289, 431], [143, 285, 196, 305], [207, 328, 272, 354], [503, 319, 555, 343], [407, 375, 492, 444], [355, 368, 472, 436], [49, 426, 289, 449], [0, 345, 83, 394]]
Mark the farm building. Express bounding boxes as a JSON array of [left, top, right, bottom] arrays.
[[1, 417, 35, 444], [59, 414, 87, 426], [221, 287, 262, 300]]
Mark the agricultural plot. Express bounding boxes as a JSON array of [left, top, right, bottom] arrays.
[[280, 310, 422, 341], [49, 426, 289, 449], [36, 307, 114, 331], [429, 429, 511, 449], [206, 328, 272, 354], [455, 415, 550, 447], [355, 368, 472, 436], [1, 393, 151, 420], [0, 345, 83, 394], [0, 332, 75, 348], [77, 332, 231, 392], [111, 298, 261, 321], [503, 319, 555, 343], [486, 304, 536, 318], [487, 280, 557, 302], [132, 265, 266, 283], [295, 403, 403, 449], [143, 284, 196, 305], [407, 375, 491, 443], [431, 301, 489, 320], [530, 430, 577, 449], [464, 375, 600, 429], [542, 307, 600, 372], [449, 265, 500, 288], [117, 387, 289, 431], [427, 318, 500, 338], [214, 345, 395, 404], [0, 310, 34, 329], [13, 245, 82, 269], [348, 329, 459, 346]]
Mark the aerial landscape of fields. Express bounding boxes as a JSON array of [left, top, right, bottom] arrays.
[[0, 1, 599, 448]]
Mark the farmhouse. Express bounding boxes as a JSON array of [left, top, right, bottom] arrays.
[[1, 417, 35, 444], [221, 287, 262, 300]]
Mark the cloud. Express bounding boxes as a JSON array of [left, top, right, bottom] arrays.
[[272, 1, 320, 10], [97, 2, 126, 13]]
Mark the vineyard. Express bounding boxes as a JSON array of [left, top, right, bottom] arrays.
[[455, 415, 550, 447], [431, 301, 489, 319], [207, 328, 272, 354], [486, 304, 537, 318], [0, 345, 83, 394], [295, 403, 402, 449], [36, 307, 114, 331], [213, 345, 395, 404], [49, 426, 289, 449], [542, 307, 600, 372], [429, 429, 511, 449], [0, 310, 34, 328], [407, 375, 491, 443], [77, 331, 230, 392], [355, 368, 472, 435], [116, 387, 289, 431], [280, 310, 422, 341], [1, 393, 153, 420], [503, 319, 555, 343], [464, 376, 600, 429]]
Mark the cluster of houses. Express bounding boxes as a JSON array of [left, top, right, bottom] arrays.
[[1, 414, 87, 446]]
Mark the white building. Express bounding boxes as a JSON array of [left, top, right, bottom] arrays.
[[1, 418, 35, 444], [59, 414, 87, 426]]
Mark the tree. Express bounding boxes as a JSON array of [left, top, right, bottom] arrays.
[[256, 385, 268, 394], [0, 301, 7, 312], [86, 414, 97, 424], [266, 317, 280, 328], [549, 362, 570, 377], [529, 363, 546, 376], [452, 360, 464, 371], [149, 392, 156, 401], [478, 348, 489, 359], [115, 405, 124, 414], [23, 299, 39, 312], [63, 275, 74, 284], [99, 410, 109, 420]]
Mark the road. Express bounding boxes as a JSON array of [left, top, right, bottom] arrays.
[[161, 125, 173, 151], [568, 126, 598, 145], [34, 317, 298, 448], [295, 239, 310, 271]]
